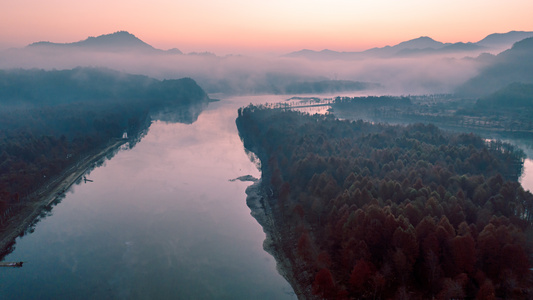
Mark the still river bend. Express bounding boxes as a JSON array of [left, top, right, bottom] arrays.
[[1, 95, 532, 299], [0, 96, 295, 299]]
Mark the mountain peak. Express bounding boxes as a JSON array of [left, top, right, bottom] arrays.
[[509, 36, 533, 50], [85, 31, 140, 42], [81, 31, 154, 50], [394, 36, 443, 50], [476, 30, 533, 48], [28, 31, 157, 52], [415, 36, 436, 41]]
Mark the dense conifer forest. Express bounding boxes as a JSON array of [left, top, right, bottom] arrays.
[[237, 106, 533, 299]]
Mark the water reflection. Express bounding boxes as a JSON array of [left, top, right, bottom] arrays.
[[150, 102, 209, 124], [1, 92, 532, 299], [0, 102, 209, 261], [292, 105, 331, 115], [0, 96, 294, 300]]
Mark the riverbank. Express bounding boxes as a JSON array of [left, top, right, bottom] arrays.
[[245, 180, 316, 300], [0, 139, 127, 259]]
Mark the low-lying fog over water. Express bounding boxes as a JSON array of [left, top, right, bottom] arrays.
[[0, 46, 485, 96]]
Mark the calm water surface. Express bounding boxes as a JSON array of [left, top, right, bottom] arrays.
[[0, 95, 296, 299], [0, 95, 532, 299], [521, 158, 533, 192]]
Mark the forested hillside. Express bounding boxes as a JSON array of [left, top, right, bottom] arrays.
[[475, 82, 533, 111], [456, 37, 533, 97], [237, 107, 533, 299], [0, 67, 207, 106], [0, 67, 209, 229]]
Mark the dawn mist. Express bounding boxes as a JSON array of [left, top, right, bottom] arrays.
[[1, 1, 533, 299]]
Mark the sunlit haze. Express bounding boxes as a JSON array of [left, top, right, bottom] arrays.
[[2, 0, 533, 54]]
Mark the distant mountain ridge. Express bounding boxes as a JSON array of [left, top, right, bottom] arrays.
[[23, 30, 533, 59], [476, 31, 533, 48], [285, 31, 533, 60], [27, 31, 183, 54], [455, 37, 533, 97]]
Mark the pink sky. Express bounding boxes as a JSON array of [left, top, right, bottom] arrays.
[[2, 0, 533, 55]]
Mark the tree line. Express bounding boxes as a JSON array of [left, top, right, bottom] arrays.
[[237, 106, 533, 299], [0, 67, 209, 230]]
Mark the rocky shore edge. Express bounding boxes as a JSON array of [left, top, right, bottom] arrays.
[[245, 180, 317, 300]]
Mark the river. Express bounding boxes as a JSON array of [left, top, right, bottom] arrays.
[[0, 95, 532, 299], [0, 95, 296, 299]]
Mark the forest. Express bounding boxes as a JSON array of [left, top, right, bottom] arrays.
[[0, 67, 209, 231], [237, 106, 533, 299], [331, 85, 533, 135]]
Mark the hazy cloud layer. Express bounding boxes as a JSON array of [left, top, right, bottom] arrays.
[[0, 47, 487, 95]]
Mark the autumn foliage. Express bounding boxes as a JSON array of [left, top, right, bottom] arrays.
[[237, 106, 533, 299]]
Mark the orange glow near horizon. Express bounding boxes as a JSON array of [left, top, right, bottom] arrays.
[[2, 0, 533, 55]]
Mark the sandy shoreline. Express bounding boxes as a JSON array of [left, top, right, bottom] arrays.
[[0, 139, 127, 259], [245, 180, 316, 300]]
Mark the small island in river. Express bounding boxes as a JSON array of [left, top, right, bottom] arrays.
[[237, 105, 533, 299]]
